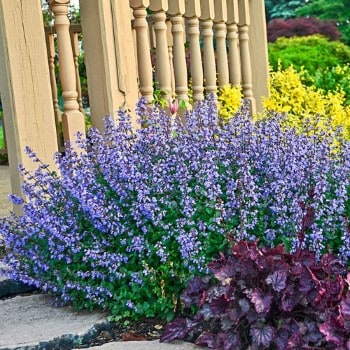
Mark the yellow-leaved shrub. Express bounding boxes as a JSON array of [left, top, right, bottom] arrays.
[[217, 85, 243, 123], [261, 66, 350, 139]]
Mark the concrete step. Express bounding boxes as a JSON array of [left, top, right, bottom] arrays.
[[0, 263, 199, 350]]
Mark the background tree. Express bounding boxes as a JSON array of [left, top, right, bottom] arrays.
[[296, 0, 350, 44], [265, 0, 308, 22]]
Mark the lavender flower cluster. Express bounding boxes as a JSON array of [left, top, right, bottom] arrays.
[[1, 96, 350, 321]]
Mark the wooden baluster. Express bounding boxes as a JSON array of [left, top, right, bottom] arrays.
[[226, 0, 241, 86], [238, 0, 256, 114], [168, 0, 190, 106], [44, 26, 62, 145], [185, 0, 204, 102], [48, 0, 86, 144], [149, 0, 172, 100], [70, 25, 85, 116], [200, 0, 217, 96], [166, 20, 176, 98], [214, 0, 229, 88], [130, 0, 154, 104]]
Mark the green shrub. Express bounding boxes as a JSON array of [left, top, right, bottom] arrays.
[[0, 125, 4, 150], [311, 65, 350, 105], [268, 35, 350, 74]]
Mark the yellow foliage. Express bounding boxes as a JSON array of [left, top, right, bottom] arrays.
[[217, 85, 243, 123], [261, 66, 350, 140]]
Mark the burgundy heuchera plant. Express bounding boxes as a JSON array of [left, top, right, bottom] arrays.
[[160, 238, 350, 349]]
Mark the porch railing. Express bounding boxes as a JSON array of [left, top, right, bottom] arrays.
[[40, 0, 268, 151], [0, 0, 268, 207]]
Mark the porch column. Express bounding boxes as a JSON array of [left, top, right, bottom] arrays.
[[248, 0, 269, 112], [0, 0, 58, 203], [80, 0, 139, 130]]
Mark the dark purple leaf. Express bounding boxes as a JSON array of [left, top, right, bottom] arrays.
[[341, 292, 350, 318], [301, 206, 315, 230], [325, 275, 344, 298], [303, 320, 323, 344], [229, 299, 250, 323], [221, 317, 234, 330], [287, 330, 303, 348], [321, 253, 345, 275], [281, 290, 300, 312], [273, 330, 289, 350], [249, 289, 273, 313], [297, 250, 317, 267], [210, 295, 230, 315], [181, 276, 209, 308], [210, 256, 236, 283], [319, 319, 345, 346], [208, 253, 227, 274], [250, 325, 275, 347], [266, 270, 287, 292], [222, 330, 242, 350], [261, 244, 286, 257], [195, 332, 217, 349], [160, 318, 193, 343], [299, 267, 314, 293], [231, 240, 260, 260]]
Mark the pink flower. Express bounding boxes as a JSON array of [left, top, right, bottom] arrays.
[[169, 98, 179, 115]]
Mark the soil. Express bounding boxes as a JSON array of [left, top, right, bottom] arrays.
[[74, 318, 169, 348]]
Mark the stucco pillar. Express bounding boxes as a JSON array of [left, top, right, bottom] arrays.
[[0, 0, 58, 205]]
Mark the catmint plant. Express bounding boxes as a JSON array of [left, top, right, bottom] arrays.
[[1, 96, 350, 321]]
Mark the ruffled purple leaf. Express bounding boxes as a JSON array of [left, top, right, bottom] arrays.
[[341, 292, 350, 318], [160, 318, 194, 343], [195, 332, 217, 348], [261, 244, 286, 256], [321, 253, 345, 275], [297, 250, 317, 267], [180, 276, 209, 308], [222, 331, 242, 350], [299, 267, 314, 293], [231, 240, 260, 260], [281, 290, 300, 312], [266, 270, 287, 292], [319, 318, 346, 346], [249, 289, 273, 313], [210, 256, 236, 283], [210, 295, 230, 315], [250, 325, 275, 347]]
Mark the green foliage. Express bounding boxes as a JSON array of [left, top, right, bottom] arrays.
[[0, 129, 4, 150], [268, 35, 350, 74], [296, 0, 350, 44], [311, 65, 350, 105], [268, 35, 350, 105], [41, 1, 80, 26], [265, 0, 308, 22]]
